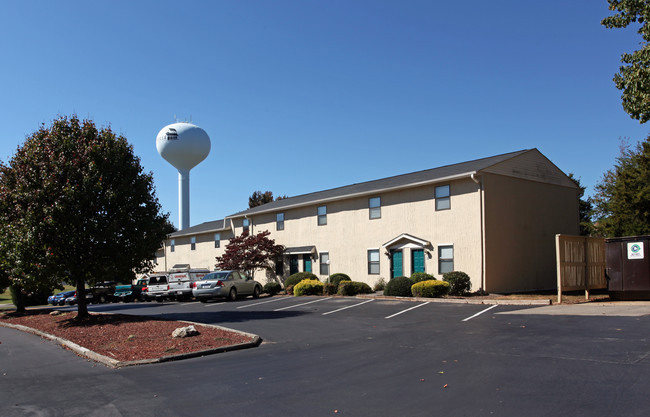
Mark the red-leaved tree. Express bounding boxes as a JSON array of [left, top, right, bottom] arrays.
[[215, 230, 284, 277]]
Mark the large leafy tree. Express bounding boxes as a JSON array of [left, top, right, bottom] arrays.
[[592, 138, 650, 236], [215, 230, 285, 277], [568, 173, 594, 236], [602, 1, 650, 123], [0, 115, 174, 318]]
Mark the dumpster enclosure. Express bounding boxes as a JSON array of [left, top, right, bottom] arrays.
[[606, 236, 650, 301]]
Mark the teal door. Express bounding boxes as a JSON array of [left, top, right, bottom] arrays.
[[303, 254, 312, 273], [412, 249, 425, 274], [391, 251, 403, 279]]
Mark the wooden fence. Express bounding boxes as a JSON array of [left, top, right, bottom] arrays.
[[555, 234, 607, 303]]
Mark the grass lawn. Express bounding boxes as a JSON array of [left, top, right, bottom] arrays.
[[0, 284, 77, 306]]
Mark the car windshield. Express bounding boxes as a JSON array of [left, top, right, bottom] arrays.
[[202, 272, 230, 280]]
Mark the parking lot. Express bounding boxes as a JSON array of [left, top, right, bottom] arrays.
[[1, 296, 649, 417]]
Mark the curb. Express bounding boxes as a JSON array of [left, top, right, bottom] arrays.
[[356, 294, 552, 306], [0, 319, 262, 369]]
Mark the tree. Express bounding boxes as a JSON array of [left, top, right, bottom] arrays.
[[592, 137, 650, 236], [0, 115, 174, 318], [568, 173, 594, 236], [248, 190, 289, 208], [602, 1, 650, 123], [215, 230, 285, 277]]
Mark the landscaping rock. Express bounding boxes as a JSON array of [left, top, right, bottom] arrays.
[[50, 310, 63, 316], [172, 325, 199, 338]]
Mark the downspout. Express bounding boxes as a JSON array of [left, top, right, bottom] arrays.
[[471, 173, 486, 293]]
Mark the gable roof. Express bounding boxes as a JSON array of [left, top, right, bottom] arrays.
[[228, 149, 535, 219], [169, 219, 230, 238]]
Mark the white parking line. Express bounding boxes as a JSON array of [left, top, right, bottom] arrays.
[[204, 301, 226, 307], [385, 302, 430, 319], [274, 297, 331, 311], [322, 299, 374, 316], [462, 304, 498, 322], [237, 297, 288, 309]]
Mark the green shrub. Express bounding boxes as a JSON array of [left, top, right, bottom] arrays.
[[411, 280, 450, 298], [443, 271, 472, 296], [263, 282, 282, 296], [373, 277, 386, 292], [410, 272, 435, 284], [293, 279, 324, 296], [285, 272, 318, 288], [383, 276, 413, 297], [323, 282, 338, 295], [328, 273, 351, 288], [337, 281, 373, 296]]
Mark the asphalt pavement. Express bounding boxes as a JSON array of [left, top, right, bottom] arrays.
[[1, 296, 649, 417]]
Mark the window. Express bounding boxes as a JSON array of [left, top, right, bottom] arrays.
[[191, 236, 196, 251], [435, 185, 450, 210], [243, 218, 250, 233], [318, 206, 327, 225], [170, 239, 175, 253], [214, 233, 221, 248], [369, 197, 381, 219], [320, 252, 329, 276], [439, 245, 454, 274], [368, 249, 380, 274], [277, 213, 285, 231]]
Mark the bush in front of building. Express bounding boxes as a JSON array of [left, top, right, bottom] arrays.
[[443, 271, 472, 296], [263, 282, 282, 296], [328, 273, 351, 288], [411, 280, 450, 298], [337, 281, 373, 296], [323, 282, 338, 295], [373, 277, 386, 292], [383, 276, 413, 297], [285, 272, 318, 288], [293, 279, 324, 296], [410, 272, 435, 284]]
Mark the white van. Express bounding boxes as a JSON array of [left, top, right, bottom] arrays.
[[167, 264, 210, 301]]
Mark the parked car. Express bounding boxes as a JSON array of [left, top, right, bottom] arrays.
[[64, 291, 94, 305], [145, 274, 169, 302], [192, 270, 262, 302], [113, 278, 149, 302], [167, 265, 209, 301], [90, 281, 117, 303], [48, 290, 76, 306]]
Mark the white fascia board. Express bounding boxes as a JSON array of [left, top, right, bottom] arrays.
[[226, 171, 477, 220]]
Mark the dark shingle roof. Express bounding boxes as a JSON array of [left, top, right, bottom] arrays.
[[169, 219, 230, 238], [228, 149, 531, 218]]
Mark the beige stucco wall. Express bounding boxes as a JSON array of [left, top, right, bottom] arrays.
[[160, 229, 234, 272], [235, 178, 484, 289], [482, 173, 579, 292]]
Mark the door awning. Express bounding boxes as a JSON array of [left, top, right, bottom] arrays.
[[382, 233, 431, 250], [284, 246, 317, 255]]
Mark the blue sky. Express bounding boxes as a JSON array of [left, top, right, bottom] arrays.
[[1, 0, 648, 229]]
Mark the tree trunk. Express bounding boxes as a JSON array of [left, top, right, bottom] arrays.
[[76, 278, 89, 320], [10, 284, 26, 313]]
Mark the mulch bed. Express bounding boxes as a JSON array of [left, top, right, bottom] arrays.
[[0, 310, 254, 362]]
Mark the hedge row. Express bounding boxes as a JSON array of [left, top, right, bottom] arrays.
[[382, 271, 472, 298]]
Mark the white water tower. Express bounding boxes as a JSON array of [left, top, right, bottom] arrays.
[[156, 122, 211, 230]]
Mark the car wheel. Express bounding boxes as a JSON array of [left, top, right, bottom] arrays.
[[228, 288, 237, 301], [200, 298, 208, 303], [253, 286, 261, 299]]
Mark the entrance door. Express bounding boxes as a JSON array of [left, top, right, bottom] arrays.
[[290, 255, 299, 275], [412, 249, 425, 274], [391, 250, 403, 279], [303, 254, 312, 273]]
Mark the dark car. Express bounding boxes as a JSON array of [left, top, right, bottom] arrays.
[[64, 291, 94, 305], [90, 281, 118, 303], [48, 290, 75, 306]]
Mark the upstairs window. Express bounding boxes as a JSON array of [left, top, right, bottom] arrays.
[[318, 206, 327, 226], [214, 233, 221, 248], [170, 239, 175, 253], [369, 197, 381, 219], [277, 213, 285, 231], [435, 185, 450, 211], [243, 218, 250, 233], [191, 236, 196, 251]]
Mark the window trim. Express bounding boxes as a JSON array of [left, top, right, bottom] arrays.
[[369, 196, 381, 219], [191, 236, 196, 251], [170, 239, 175, 253], [438, 245, 454, 274], [319, 252, 330, 276], [276, 213, 285, 231], [435, 185, 451, 211], [243, 218, 250, 233], [368, 249, 380, 275], [214, 233, 221, 249]]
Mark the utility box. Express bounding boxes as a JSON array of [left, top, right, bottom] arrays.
[[606, 236, 650, 300]]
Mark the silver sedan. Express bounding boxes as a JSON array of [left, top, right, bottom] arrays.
[[192, 270, 262, 302]]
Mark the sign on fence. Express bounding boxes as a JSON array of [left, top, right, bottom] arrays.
[[555, 235, 606, 303]]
